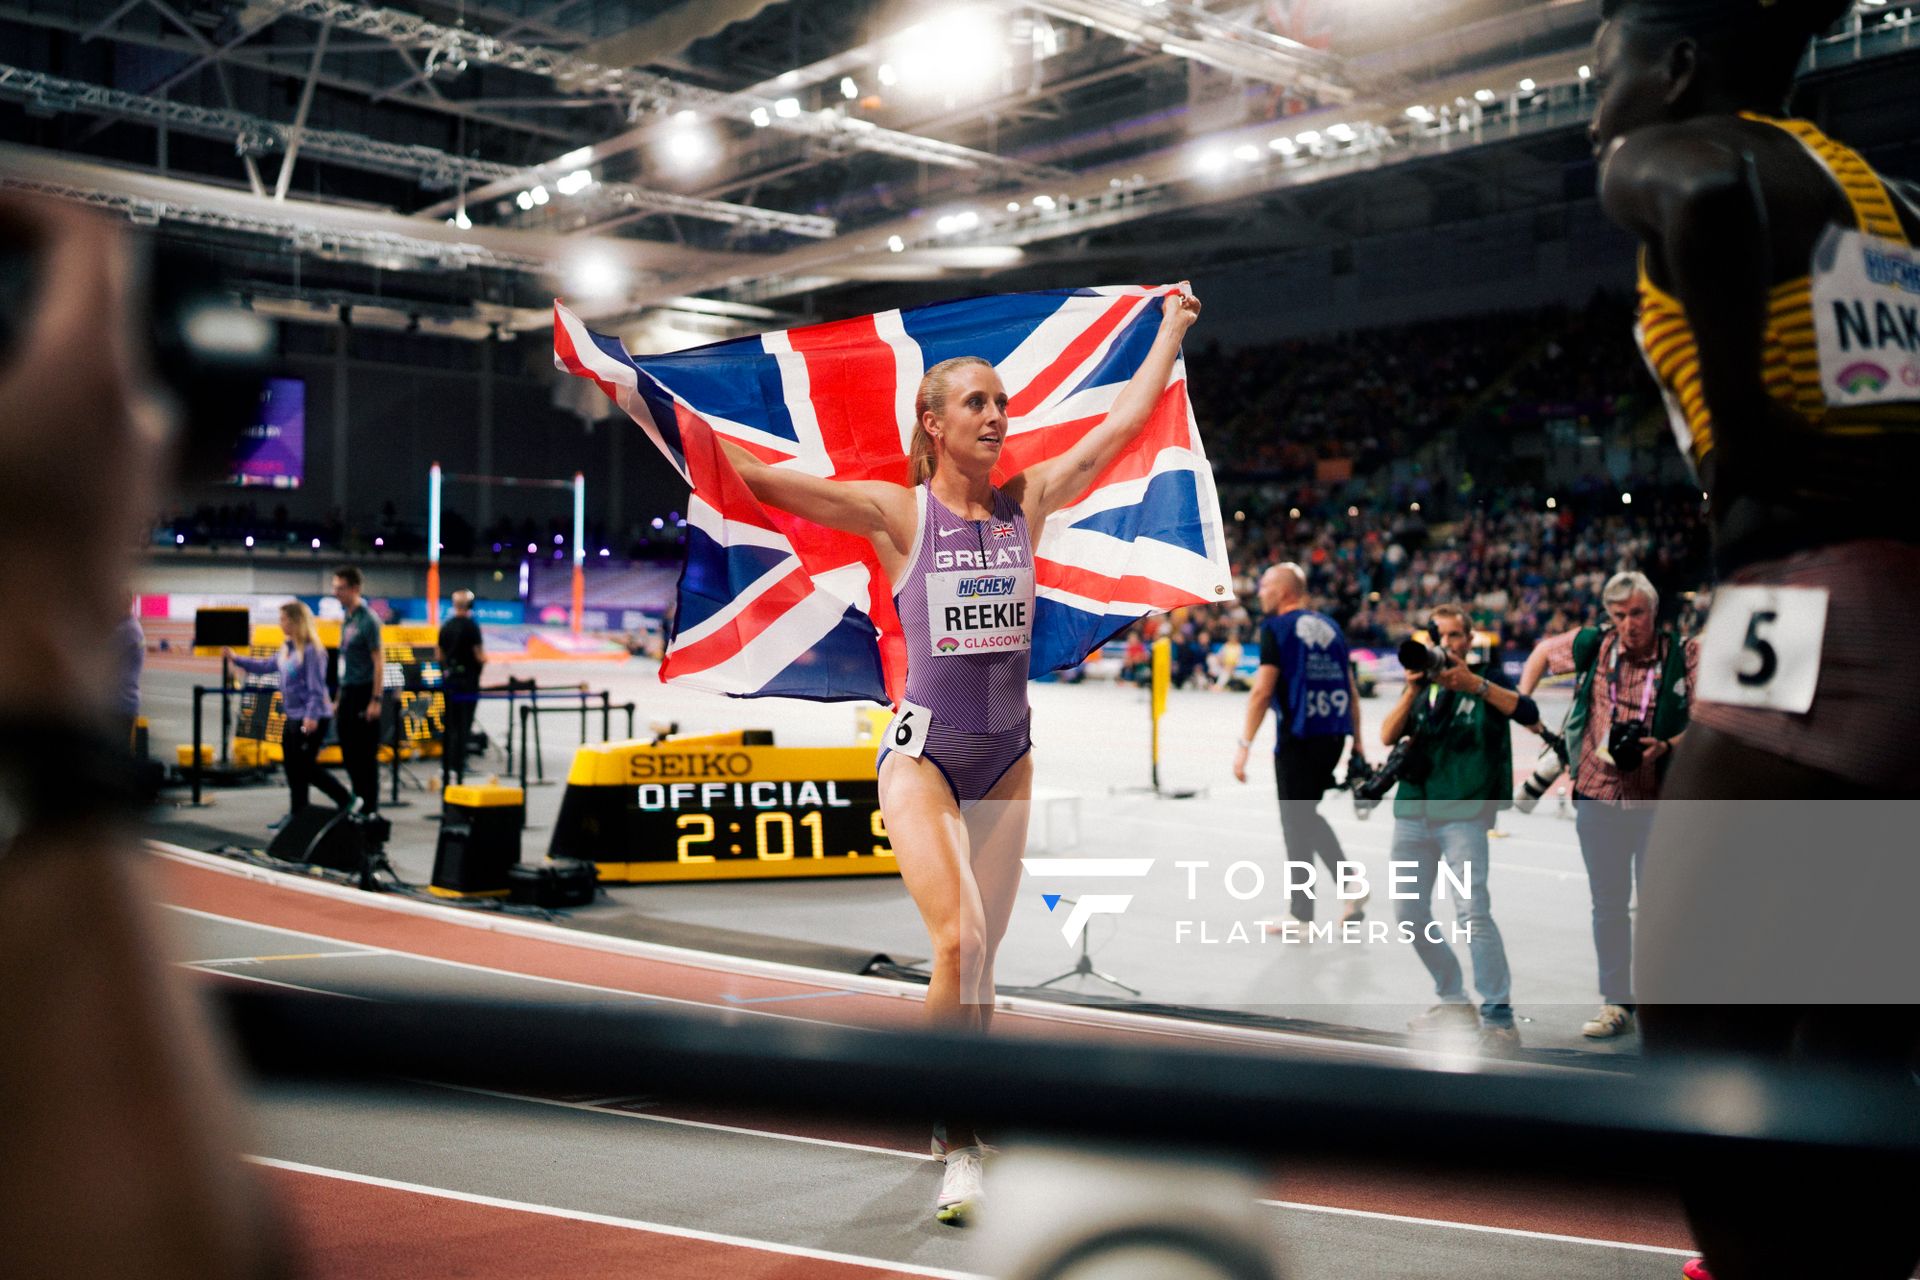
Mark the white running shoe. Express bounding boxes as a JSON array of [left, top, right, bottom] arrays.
[[935, 1145, 987, 1225]]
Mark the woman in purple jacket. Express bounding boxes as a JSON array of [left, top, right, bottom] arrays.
[[226, 600, 354, 816]]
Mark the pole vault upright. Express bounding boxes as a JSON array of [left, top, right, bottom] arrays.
[[427, 462, 444, 624], [571, 471, 585, 636], [427, 463, 587, 632]]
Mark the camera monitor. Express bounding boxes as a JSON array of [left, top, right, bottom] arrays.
[[193, 607, 251, 649]]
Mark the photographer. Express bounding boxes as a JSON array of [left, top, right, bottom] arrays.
[[1380, 604, 1540, 1045], [1518, 571, 1695, 1041], [0, 195, 281, 1276]]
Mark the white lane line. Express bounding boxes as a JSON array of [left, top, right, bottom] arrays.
[[188, 966, 373, 1000], [249, 1157, 979, 1279], [1258, 1198, 1694, 1257], [193, 950, 386, 966], [426, 1081, 935, 1163], [164, 904, 806, 1019]]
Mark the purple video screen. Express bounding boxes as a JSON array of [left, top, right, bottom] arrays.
[[231, 377, 305, 489]]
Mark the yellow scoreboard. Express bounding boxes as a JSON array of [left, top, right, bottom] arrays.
[[550, 731, 898, 883]]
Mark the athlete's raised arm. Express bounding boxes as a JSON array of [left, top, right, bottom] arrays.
[[718, 439, 917, 561], [1010, 285, 1202, 528]]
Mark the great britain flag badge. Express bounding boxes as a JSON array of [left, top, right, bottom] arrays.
[[989, 521, 1017, 540]]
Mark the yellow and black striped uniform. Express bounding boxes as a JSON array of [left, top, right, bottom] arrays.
[[1635, 112, 1920, 475]]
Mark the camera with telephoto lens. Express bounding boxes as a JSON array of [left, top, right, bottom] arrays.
[[1606, 719, 1649, 773], [1339, 753, 1377, 819], [1397, 637, 1450, 675], [1351, 734, 1428, 819], [1513, 727, 1570, 814]]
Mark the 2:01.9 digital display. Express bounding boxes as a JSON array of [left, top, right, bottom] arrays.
[[672, 807, 890, 863], [550, 774, 897, 882]]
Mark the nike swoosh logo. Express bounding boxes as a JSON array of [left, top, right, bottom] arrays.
[[937, 527, 965, 537]]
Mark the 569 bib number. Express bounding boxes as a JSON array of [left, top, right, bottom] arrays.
[[1695, 587, 1829, 714]]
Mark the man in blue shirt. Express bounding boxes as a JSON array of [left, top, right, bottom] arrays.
[[1232, 563, 1367, 931]]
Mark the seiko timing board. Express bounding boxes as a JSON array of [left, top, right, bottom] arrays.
[[549, 731, 898, 883]]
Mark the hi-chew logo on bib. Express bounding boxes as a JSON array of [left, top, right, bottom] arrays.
[[925, 566, 1033, 657], [1813, 226, 1920, 408], [957, 576, 1017, 599]]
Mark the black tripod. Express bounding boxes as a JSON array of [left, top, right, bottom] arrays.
[[1034, 897, 1140, 996]]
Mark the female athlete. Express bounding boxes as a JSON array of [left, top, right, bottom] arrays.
[[1593, 2, 1920, 1275], [719, 285, 1202, 1223]]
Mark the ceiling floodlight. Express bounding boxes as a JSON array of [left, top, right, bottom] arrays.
[[935, 214, 956, 233], [750, 106, 771, 127], [1033, 194, 1056, 209], [453, 210, 472, 229], [1007, 200, 1022, 211], [1406, 105, 1435, 122], [564, 251, 629, 302], [1232, 143, 1262, 163], [887, 235, 905, 252], [1578, 64, 1592, 79], [1270, 136, 1296, 153], [1326, 123, 1355, 142], [667, 131, 707, 163], [515, 190, 535, 210], [1474, 88, 1497, 103], [1295, 130, 1321, 147], [840, 77, 858, 99], [877, 62, 898, 86], [774, 97, 801, 118], [556, 169, 593, 196], [892, 6, 1003, 95], [1195, 146, 1231, 176], [530, 184, 550, 205], [1518, 77, 1536, 92], [675, 109, 697, 124], [952, 210, 979, 232]]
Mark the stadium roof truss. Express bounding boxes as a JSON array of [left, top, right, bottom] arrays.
[[0, 0, 1912, 335]]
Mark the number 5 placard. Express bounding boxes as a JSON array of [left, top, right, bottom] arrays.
[[1695, 586, 1829, 714]]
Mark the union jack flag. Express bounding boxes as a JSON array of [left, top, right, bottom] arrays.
[[554, 287, 1230, 704]]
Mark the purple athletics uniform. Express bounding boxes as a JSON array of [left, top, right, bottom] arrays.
[[877, 485, 1035, 808]]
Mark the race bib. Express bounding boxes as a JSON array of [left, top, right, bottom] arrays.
[[1695, 586, 1829, 714], [885, 700, 931, 758], [1811, 225, 1920, 410], [924, 566, 1032, 658]]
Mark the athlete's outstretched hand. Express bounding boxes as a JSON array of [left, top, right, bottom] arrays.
[[1161, 281, 1202, 338]]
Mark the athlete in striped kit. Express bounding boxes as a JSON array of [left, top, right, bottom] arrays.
[[721, 284, 1201, 1223], [1593, 2, 1920, 1275]]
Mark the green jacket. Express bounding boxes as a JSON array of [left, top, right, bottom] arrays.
[[1563, 627, 1691, 781], [1393, 675, 1515, 824]]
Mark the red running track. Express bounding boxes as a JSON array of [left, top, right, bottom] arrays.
[[155, 848, 1696, 1275]]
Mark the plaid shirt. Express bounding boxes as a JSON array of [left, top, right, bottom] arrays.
[[1537, 628, 1698, 804]]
